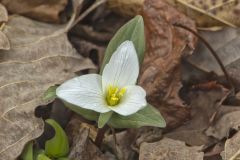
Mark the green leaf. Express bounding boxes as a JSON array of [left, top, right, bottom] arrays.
[[43, 85, 58, 101], [33, 149, 45, 160], [21, 141, 33, 160], [57, 157, 70, 160], [64, 102, 99, 121], [45, 119, 69, 158], [37, 154, 51, 160], [100, 15, 145, 73], [98, 111, 113, 128], [108, 104, 166, 128]]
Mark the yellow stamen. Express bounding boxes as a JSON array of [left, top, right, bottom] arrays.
[[106, 85, 126, 106]]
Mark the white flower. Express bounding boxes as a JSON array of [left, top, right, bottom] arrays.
[[56, 41, 147, 116]]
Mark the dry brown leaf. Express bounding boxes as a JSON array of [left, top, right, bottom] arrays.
[[0, 31, 10, 50], [168, 0, 240, 28], [139, 0, 196, 129], [107, 0, 143, 16], [0, 15, 95, 159], [187, 28, 240, 76], [0, 4, 10, 50], [221, 131, 240, 160], [66, 115, 115, 160], [139, 137, 204, 160], [107, 0, 240, 28], [0, 0, 68, 23], [104, 130, 138, 160], [0, 3, 7, 22], [206, 105, 240, 140], [165, 87, 228, 146]]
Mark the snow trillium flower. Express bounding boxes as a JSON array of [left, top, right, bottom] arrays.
[[56, 41, 147, 116]]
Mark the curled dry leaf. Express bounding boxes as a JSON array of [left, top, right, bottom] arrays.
[[139, 138, 204, 160], [221, 131, 240, 160], [0, 0, 68, 23], [0, 15, 95, 159], [139, 0, 197, 128]]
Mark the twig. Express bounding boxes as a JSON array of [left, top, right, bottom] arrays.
[[69, 0, 107, 30], [173, 24, 235, 92]]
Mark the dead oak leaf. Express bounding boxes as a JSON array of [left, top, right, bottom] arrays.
[[221, 131, 240, 160], [165, 87, 228, 146], [139, 0, 197, 129], [0, 4, 10, 50], [139, 137, 204, 160], [0, 3, 7, 22], [0, 15, 95, 159], [206, 105, 240, 140], [0, 0, 68, 23]]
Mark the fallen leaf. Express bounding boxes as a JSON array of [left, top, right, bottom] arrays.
[[107, 0, 143, 16], [0, 3, 7, 22], [0, 15, 94, 159], [187, 27, 240, 76], [169, 0, 240, 28], [0, 30, 10, 50], [0, 4, 10, 50], [165, 87, 228, 146], [221, 131, 240, 160], [0, 0, 68, 23], [205, 105, 240, 140], [66, 115, 116, 160], [104, 130, 138, 160], [107, 0, 240, 28], [139, 0, 197, 128], [139, 137, 204, 160]]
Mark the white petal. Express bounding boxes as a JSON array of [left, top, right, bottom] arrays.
[[102, 41, 139, 90], [110, 85, 147, 116], [56, 74, 110, 113]]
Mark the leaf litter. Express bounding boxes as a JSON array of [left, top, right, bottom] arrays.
[[1, 0, 240, 160]]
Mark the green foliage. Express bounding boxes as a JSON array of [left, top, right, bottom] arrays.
[[98, 111, 113, 128], [108, 104, 166, 128], [37, 154, 51, 160], [43, 85, 58, 101], [100, 15, 145, 73], [64, 102, 99, 121], [21, 141, 33, 160], [45, 119, 69, 158], [57, 157, 70, 160]]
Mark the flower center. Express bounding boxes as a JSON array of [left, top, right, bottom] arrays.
[[106, 85, 126, 106]]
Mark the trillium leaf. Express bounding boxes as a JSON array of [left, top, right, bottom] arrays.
[[64, 102, 99, 121], [45, 119, 69, 158], [43, 85, 58, 101], [57, 157, 70, 160], [100, 15, 145, 73], [37, 154, 51, 160], [98, 111, 113, 128], [108, 104, 166, 128], [20, 141, 33, 160]]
